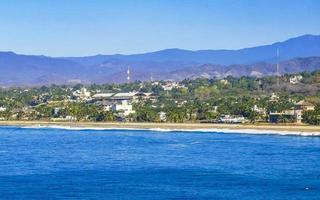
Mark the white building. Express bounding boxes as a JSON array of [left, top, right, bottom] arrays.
[[162, 82, 185, 91], [213, 106, 219, 112], [270, 93, 279, 101], [112, 100, 135, 116], [269, 101, 315, 124], [290, 75, 303, 84], [219, 115, 247, 123], [113, 92, 139, 102], [151, 81, 160, 86], [294, 100, 315, 123], [158, 111, 167, 122], [65, 116, 77, 121], [53, 107, 61, 116], [220, 79, 229, 85], [73, 88, 91, 101], [92, 93, 115, 99], [252, 105, 266, 115], [93, 92, 154, 104], [0, 107, 7, 112], [104, 105, 112, 111], [80, 88, 91, 99]]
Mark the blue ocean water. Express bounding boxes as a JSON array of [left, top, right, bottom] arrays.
[[0, 126, 319, 199]]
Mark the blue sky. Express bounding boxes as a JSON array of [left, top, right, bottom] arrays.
[[0, 0, 319, 56]]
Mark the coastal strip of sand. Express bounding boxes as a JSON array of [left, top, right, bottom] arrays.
[[0, 121, 319, 136]]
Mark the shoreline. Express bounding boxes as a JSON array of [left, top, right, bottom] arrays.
[[0, 121, 320, 136]]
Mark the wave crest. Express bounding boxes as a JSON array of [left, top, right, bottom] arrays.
[[14, 124, 320, 137]]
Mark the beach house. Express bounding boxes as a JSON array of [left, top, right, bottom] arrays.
[[269, 101, 315, 123]]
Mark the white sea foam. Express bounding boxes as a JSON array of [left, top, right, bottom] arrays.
[[10, 124, 320, 136], [22, 125, 140, 131]]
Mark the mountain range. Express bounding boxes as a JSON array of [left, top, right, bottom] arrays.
[[1, 34, 320, 86]]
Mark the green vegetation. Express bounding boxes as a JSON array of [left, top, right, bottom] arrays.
[[302, 106, 320, 125], [0, 70, 319, 125]]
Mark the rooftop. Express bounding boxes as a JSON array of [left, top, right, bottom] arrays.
[[113, 92, 138, 97], [295, 100, 314, 106], [92, 93, 115, 98]]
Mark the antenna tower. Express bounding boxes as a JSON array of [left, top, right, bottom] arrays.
[[150, 72, 153, 82], [127, 66, 131, 83], [276, 48, 280, 86]]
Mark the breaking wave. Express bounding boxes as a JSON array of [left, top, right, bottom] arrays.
[[13, 124, 320, 137]]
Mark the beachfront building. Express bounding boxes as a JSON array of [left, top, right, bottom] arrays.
[[219, 115, 247, 123], [53, 107, 61, 116], [294, 100, 315, 111], [66, 116, 77, 121], [294, 100, 315, 123], [252, 105, 266, 115], [51, 115, 77, 122], [269, 110, 295, 123], [158, 111, 167, 122], [93, 92, 155, 117], [112, 100, 135, 116], [269, 101, 315, 123], [252, 105, 267, 122]]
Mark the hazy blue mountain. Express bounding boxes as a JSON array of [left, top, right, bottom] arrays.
[[0, 52, 90, 86], [71, 56, 320, 84], [65, 34, 320, 66], [159, 57, 320, 81], [1, 34, 320, 86]]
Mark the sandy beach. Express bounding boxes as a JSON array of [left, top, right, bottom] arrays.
[[0, 121, 319, 135]]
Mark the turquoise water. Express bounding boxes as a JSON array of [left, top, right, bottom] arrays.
[[0, 126, 319, 199]]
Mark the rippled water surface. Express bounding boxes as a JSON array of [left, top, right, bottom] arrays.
[[0, 126, 320, 199]]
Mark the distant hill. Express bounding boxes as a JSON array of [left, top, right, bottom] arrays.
[[1, 35, 320, 86], [0, 52, 88, 86], [65, 34, 320, 66], [158, 57, 320, 81]]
